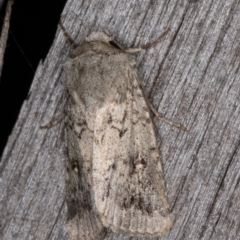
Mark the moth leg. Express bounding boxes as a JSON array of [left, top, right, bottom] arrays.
[[40, 113, 65, 129], [114, 28, 187, 130], [148, 103, 188, 131]]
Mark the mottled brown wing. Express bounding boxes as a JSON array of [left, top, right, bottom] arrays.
[[92, 69, 171, 237], [65, 94, 105, 240]]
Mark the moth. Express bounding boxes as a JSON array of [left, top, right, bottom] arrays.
[[62, 25, 177, 239]]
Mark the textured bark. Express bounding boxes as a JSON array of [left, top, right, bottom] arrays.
[[0, 0, 13, 76], [1, 0, 240, 239]]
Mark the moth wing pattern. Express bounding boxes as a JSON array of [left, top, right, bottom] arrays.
[[63, 30, 171, 239], [65, 84, 105, 239], [92, 62, 171, 236]]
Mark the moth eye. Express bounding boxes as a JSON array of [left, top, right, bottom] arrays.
[[109, 40, 122, 49]]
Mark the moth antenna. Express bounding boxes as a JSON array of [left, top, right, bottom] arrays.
[[141, 28, 170, 49], [59, 21, 78, 49], [125, 28, 170, 53]]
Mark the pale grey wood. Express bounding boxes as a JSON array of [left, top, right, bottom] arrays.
[[1, 0, 240, 239], [0, 0, 13, 76]]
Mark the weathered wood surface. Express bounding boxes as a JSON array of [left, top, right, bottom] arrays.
[[1, 0, 240, 239], [0, 0, 13, 76]]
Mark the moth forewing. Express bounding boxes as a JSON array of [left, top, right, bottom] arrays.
[[63, 29, 172, 239]]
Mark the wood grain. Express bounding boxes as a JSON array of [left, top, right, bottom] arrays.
[[1, 0, 240, 239]]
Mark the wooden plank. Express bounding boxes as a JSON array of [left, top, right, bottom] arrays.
[[0, 0, 13, 76], [1, 0, 240, 239]]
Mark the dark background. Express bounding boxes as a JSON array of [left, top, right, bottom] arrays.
[[0, 0, 67, 157]]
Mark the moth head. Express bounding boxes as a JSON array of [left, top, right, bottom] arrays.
[[86, 31, 124, 50], [86, 32, 112, 44]]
